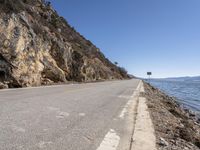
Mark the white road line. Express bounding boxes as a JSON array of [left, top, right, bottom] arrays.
[[119, 106, 128, 119], [137, 81, 143, 91], [97, 129, 120, 150], [56, 111, 69, 119], [118, 80, 142, 119], [140, 82, 145, 92]]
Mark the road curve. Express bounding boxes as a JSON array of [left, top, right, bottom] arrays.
[[0, 79, 140, 150]]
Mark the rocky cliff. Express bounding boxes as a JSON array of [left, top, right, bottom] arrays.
[[0, 0, 129, 88]]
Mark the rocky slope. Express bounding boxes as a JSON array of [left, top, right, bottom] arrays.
[[142, 82, 200, 150], [0, 0, 129, 88]]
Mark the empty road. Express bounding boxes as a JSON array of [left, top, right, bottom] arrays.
[[0, 79, 140, 150]]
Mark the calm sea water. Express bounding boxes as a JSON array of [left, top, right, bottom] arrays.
[[149, 79, 200, 114]]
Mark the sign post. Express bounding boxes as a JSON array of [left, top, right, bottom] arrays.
[[147, 72, 152, 83]]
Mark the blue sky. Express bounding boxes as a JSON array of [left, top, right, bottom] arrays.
[[49, 0, 200, 78]]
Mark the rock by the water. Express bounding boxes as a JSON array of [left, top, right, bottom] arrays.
[[159, 137, 169, 147]]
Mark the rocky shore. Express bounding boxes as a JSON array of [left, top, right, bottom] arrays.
[[142, 82, 200, 150]]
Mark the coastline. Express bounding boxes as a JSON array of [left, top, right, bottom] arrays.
[[142, 82, 200, 149], [149, 79, 200, 117]]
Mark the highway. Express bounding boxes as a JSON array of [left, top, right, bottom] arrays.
[[0, 79, 140, 150]]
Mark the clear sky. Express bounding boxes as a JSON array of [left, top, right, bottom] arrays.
[[49, 0, 200, 78]]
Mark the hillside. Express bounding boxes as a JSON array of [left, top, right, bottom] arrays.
[[153, 76, 200, 82], [0, 0, 129, 88]]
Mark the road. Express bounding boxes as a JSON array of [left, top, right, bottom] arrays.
[[0, 79, 140, 150]]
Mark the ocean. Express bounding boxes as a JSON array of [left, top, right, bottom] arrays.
[[149, 79, 200, 115]]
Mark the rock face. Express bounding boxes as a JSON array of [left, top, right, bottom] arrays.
[[0, 0, 129, 88]]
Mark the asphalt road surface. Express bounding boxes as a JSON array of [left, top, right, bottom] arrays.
[[0, 79, 140, 150]]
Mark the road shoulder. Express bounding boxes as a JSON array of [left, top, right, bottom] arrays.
[[131, 81, 157, 150]]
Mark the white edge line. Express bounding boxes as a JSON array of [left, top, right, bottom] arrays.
[[96, 129, 120, 150], [119, 80, 142, 119]]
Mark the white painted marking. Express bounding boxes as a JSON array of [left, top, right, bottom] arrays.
[[131, 91, 138, 98], [59, 111, 69, 117], [127, 100, 132, 106], [119, 107, 128, 119], [135, 80, 143, 93], [56, 111, 69, 119], [140, 82, 145, 92], [119, 94, 134, 119], [118, 81, 142, 119], [79, 113, 85, 117], [97, 129, 120, 150]]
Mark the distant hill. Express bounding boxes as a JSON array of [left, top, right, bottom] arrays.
[[153, 76, 200, 82]]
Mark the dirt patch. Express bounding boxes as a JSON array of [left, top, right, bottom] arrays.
[[142, 82, 200, 150]]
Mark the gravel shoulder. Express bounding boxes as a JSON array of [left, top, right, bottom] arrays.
[[142, 82, 200, 150]]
